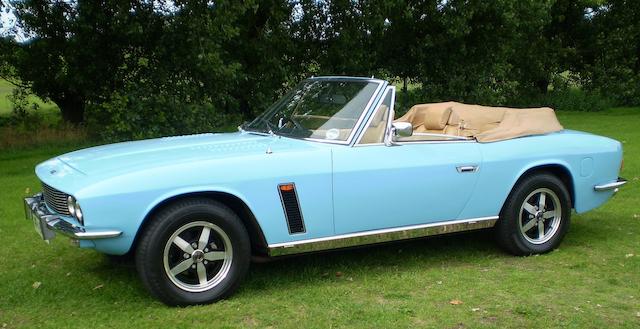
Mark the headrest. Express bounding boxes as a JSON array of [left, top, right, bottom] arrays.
[[422, 106, 452, 130], [448, 104, 507, 127], [399, 102, 458, 127]]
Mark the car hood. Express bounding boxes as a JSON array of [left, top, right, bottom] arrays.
[[56, 132, 302, 176]]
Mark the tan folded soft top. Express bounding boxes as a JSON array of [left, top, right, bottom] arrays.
[[395, 102, 563, 142]]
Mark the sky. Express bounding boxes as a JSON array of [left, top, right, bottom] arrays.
[[0, 0, 27, 41], [0, 0, 15, 34]]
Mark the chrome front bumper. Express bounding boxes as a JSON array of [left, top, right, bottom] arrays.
[[594, 177, 627, 192], [24, 193, 122, 241]]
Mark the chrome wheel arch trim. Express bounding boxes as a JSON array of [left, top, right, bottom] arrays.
[[267, 216, 498, 256]]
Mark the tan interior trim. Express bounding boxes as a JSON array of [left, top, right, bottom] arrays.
[[395, 102, 563, 142]]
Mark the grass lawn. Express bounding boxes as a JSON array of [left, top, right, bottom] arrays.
[[0, 108, 639, 328], [0, 79, 59, 118], [0, 79, 14, 114]]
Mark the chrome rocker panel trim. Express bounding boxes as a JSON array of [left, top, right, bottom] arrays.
[[24, 193, 122, 240], [268, 216, 499, 256], [594, 177, 627, 192]]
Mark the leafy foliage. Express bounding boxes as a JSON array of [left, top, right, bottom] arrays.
[[0, 0, 639, 140], [580, 0, 640, 106], [85, 91, 238, 142], [514, 88, 614, 112], [7, 86, 39, 122]]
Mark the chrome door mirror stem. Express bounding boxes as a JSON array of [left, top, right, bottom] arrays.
[[382, 86, 397, 146]]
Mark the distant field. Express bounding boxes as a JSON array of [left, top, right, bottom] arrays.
[[0, 79, 59, 117], [0, 79, 14, 114]]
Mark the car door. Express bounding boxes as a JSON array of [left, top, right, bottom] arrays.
[[331, 87, 483, 234]]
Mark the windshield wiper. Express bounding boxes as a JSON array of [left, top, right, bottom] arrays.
[[242, 118, 277, 136], [261, 117, 277, 135]]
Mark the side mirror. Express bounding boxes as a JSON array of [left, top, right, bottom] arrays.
[[392, 122, 413, 137], [385, 121, 413, 146]]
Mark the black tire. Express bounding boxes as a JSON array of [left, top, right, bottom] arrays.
[[495, 173, 571, 255], [135, 198, 250, 306]]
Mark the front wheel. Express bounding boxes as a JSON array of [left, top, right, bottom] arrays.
[[495, 173, 571, 255], [135, 198, 250, 306]]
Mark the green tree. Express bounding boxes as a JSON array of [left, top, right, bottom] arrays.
[[0, 1, 167, 123], [408, 0, 524, 104], [1, 1, 303, 132], [224, 0, 304, 120], [1, 0, 637, 134], [581, 0, 640, 105]]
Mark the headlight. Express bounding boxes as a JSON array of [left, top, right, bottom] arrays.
[[74, 202, 84, 225], [67, 196, 76, 216]]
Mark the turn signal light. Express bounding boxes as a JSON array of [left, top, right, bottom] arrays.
[[279, 183, 295, 192]]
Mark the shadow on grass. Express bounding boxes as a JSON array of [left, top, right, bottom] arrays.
[[83, 229, 502, 304], [240, 212, 621, 296], [85, 212, 619, 304], [241, 229, 507, 297]]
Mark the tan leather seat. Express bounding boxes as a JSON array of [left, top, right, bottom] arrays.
[[360, 105, 389, 144], [395, 101, 563, 142], [396, 102, 458, 128], [445, 103, 507, 137], [414, 125, 447, 134], [396, 102, 456, 134]]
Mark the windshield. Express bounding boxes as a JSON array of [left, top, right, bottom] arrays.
[[244, 79, 380, 142]]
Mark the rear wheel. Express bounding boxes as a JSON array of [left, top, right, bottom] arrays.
[[135, 198, 250, 306], [496, 173, 571, 255]]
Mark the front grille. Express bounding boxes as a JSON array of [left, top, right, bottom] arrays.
[[42, 182, 71, 216]]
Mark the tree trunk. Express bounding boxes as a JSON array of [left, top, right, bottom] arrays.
[[239, 98, 252, 121], [53, 94, 85, 124], [535, 78, 550, 94], [402, 76, 408, 112]]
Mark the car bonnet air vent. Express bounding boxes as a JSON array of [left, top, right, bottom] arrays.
[[278, 183, 306, 234]]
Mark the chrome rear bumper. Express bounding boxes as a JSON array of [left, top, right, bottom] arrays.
[[594, 177, 627, 192], [24, 193, 122, 241]]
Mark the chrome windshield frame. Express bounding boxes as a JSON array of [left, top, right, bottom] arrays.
[[303, 77, 387, 145], [353, 85, 396, 146], [245, 76, 387, 146]]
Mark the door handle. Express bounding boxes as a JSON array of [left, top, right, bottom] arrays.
[[456, 165, 478, 173]]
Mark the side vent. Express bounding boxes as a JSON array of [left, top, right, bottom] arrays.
[[278, 183, 306, 234]]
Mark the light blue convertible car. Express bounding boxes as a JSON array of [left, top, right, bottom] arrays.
[[25, 76, 626, 305]]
